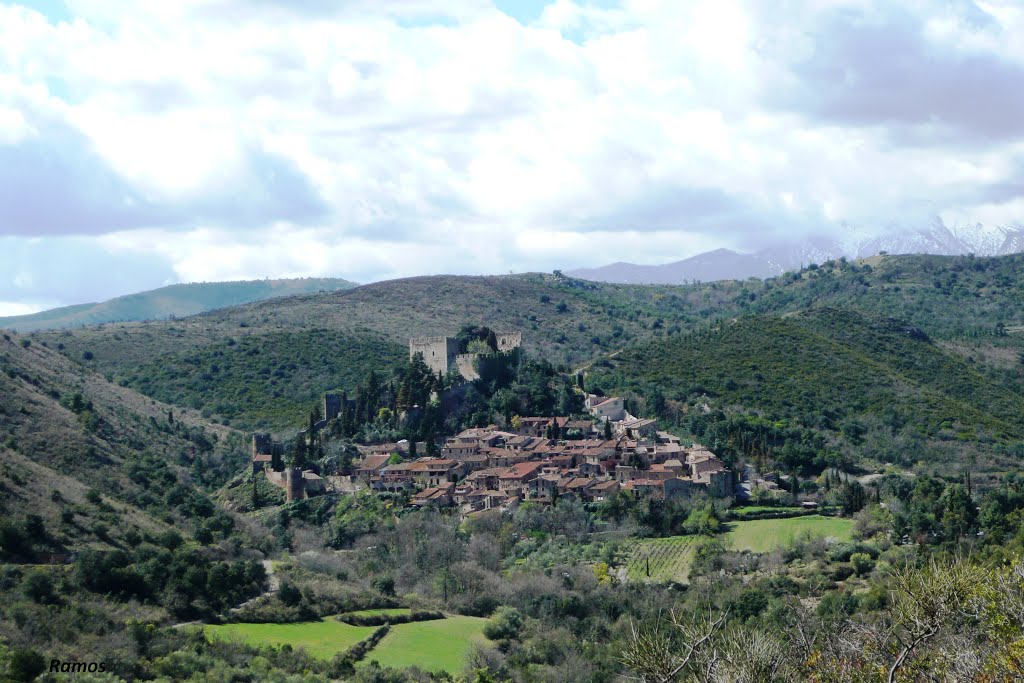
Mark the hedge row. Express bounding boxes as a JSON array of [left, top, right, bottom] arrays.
[[340, 625, 390, 664], [337, 610, 445, 627]]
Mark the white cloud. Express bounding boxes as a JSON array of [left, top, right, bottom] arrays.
[[1, 0, 1023, 307]]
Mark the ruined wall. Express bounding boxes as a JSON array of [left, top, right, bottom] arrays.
[[410, 331, 522, 380], [252, 433, 273, 457], [455, 354, 480, 381], [323, 393, 342, 420], [409, 336, 459, 376], [285, 467, 305, 502], [496, 331, 522, 352]]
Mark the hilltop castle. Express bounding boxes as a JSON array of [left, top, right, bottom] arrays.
[[409, 331, 522, 381]]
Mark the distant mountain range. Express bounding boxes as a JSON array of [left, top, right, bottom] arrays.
[[0, 277, 357, 332], [567, 221, 1024, 284]]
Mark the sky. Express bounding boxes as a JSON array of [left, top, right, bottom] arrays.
[[1, 0, 1023, 314]]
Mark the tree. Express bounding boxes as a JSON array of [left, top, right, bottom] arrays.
[[23, 572, 55, 603], [939, 483, 977, 540], [604, 419, 613, 440], [371, 575, 396, 596], [8, 648, 45, 683], [884, 556, 983, 683], [620, 610, 727, 683]]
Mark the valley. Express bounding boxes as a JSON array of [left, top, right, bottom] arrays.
[[3, 254, 1024, 681]]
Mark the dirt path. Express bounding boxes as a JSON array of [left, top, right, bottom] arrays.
[[173, 559, 278, 627], [574, 348, 625, 375]]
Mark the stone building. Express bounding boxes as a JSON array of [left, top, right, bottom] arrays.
[[409, 331, 522, 381]]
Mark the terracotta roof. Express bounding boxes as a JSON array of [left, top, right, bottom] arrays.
[[499, 460, 545, 480], [357, 454, 391, 470]]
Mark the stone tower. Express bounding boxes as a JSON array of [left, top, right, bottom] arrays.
[[409, 336, 460, 376]]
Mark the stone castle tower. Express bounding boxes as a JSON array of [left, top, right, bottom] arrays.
[[409, 331, 521, 380], [408, 336, 461, 376]]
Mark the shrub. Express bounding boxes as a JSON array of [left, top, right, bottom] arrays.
[[483, 606, 524, 641], [8, 648, 45, 682], [23, 572, 55, 604], [371, 575, 396, 597], [850, 552, 875, 576]]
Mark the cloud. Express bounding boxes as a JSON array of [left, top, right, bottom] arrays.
[[0, 235, 178, 304], [2, 0, 1024, 309], [0, 113, 171, 235], [775, 3, 1024, 144]]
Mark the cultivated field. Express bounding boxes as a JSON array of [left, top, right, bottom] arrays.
[[620, 515, 856, 584], [206, 613, 489, 673], [358, 615, 490, 673], [621, 536, 696, 583], [205, 618, 376, 659], [342, 608, 412, 619], [724, 515, 855, 553]]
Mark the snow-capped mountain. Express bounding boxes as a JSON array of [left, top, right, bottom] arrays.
[[566, 219, 1024, 285]]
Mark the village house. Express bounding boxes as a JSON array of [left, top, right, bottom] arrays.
[[354, 454, 390, 480], [586, 395, 626, 422], [340, 416, 736, 516], [412, 482, 454, 507], [498, 460, 545, 495]]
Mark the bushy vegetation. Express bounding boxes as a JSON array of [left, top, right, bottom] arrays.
[[115, 329, 406, 430]]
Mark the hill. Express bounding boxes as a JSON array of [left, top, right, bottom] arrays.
[[27, 254, 1024, 433], [30, 274, 713, 428], [0, 330, 247, 556], [566, 248, 781, 284], [588, 307, 1024, 475], [0, 277, 357, 332]]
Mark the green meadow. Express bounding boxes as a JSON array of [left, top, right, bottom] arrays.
[[205, 618, 376, 659], [620, 515, 856, 584], [358, 615, 490, 674], [206, 613, 490, 673], [725, 515, 855, 553]]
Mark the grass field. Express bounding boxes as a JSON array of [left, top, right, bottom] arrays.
[[724, 515, 855, 553], [358, 615, 490, 674], [621, 536, 696, 583], [205, 618, 377, 659], [619, 516, 856, 584]]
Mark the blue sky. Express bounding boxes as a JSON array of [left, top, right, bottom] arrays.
[[1, 0, 1023, 313]]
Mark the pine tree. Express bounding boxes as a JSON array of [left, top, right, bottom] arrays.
[[604, 419, 612, 440]]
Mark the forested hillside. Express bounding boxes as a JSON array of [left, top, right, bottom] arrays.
[[0, 277, 356, 332], [0, 331, 248, 553], [589, 307, 1024, 477], [23, 253, 1024, 442]]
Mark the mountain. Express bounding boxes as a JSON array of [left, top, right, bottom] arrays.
[[568, 220, 1024, 284], [0, 277, 358, 332], [566, 249, 781, 284]]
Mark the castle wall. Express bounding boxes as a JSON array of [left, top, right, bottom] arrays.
[[455, 354, 480, 381], [323, 393, 341, 420], [409, 336, 459, 376], [285, 467, 305, 502], [496, 331, 522, 352], [252, 433, 273, 457]]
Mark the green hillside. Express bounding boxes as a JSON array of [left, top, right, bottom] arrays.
[[0, 330, 250, 557], [0, 277, 357, 332], [27, 254, 1024, 440], [589, 307, 1024, 474], [116, 328, 407, 430]]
